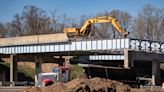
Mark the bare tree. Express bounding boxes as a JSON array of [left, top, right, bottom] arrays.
[[22, 6, 51, 35], [132, 4, 164, 41], [79, 15, 91, 27], [50, 9, 59, 33], [9, 14, 24, 37], [0, 23, 7, 38], [95, 10, 131, 38], [110, 10, 131, 38], [70, 17, 78, 28], [2, 4, 163, 42], [4, 23, 14, 37], [57, 14, 73, 33]]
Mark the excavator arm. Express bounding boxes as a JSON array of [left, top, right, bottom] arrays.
[[64, 16, 129, 38]]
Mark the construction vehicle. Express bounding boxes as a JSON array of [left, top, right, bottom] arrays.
[[37, 66, 69, 86], [64, 16, 129, 38]]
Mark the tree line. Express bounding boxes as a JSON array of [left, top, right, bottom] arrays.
[[0, 4, 163, 41]]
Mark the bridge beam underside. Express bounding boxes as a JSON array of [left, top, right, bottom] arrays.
[[124, 49, 164, 85]]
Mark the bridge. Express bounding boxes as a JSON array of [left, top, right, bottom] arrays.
[[0, 34, 164, 86]]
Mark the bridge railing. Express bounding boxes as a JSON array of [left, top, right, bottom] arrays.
[[129, 38, 164, 53]]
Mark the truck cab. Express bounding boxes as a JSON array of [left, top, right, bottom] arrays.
[[37, 67, 69, 86]]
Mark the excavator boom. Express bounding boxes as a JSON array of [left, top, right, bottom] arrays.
[[64, 16, 129, 38]]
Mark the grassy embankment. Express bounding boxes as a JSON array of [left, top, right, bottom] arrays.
[[0, 60, 35, 81], [69, 64, 86, 80]]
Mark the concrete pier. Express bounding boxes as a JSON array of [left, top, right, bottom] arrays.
[[152, 61, 160, 85], [10, 55, 17, 86], [34, 56, 42, 85]]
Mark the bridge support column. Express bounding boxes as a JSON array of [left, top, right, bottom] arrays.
[[10, 55, 17, 86], [152, 61, 160, 85], [124, 49, 133, 68], [63, 56, 72, 67], [35, 56, 42, 86], [59, 56, 64, 66]]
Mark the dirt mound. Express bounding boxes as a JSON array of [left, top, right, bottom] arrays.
[[22, 77, 161, 92]]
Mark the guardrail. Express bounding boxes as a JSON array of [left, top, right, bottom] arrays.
[[129, 38, 164, 53], [0, 81, 35, 86], [0, 86, 28, 92]]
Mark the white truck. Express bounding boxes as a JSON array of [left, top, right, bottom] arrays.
[[37, 67, 69, 86]]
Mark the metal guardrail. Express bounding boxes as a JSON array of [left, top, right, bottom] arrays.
[[129, 38, 164, 53], [0, 86, 28, 92], [0, 81, 35, 86]]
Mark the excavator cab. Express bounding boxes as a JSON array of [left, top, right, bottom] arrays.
[[64, 28, 80, 37]]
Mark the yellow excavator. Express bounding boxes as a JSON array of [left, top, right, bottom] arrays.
[[64, 16, 129, 38]]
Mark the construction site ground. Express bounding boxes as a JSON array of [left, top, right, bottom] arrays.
[[22, 77, 162, 92]]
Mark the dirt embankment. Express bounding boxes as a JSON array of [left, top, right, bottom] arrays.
[[22, 77, 161, 92]]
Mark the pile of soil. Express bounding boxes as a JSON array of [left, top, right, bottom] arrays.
[[22, 77, 161, 92]]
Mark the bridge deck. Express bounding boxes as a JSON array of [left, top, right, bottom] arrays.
[[0, 38, 163, 55], [0, 38, 164, 86]]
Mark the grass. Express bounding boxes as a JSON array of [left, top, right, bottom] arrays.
[[0, 60, 35, 81], [69, 64, 86, 80], [17, 64, 35, 80], [0, 62, 10, 68]]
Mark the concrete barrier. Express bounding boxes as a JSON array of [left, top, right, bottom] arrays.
[[0, 33, 68, 46]]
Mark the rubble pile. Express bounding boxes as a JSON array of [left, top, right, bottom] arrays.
[[22, 77, 161, 92]]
